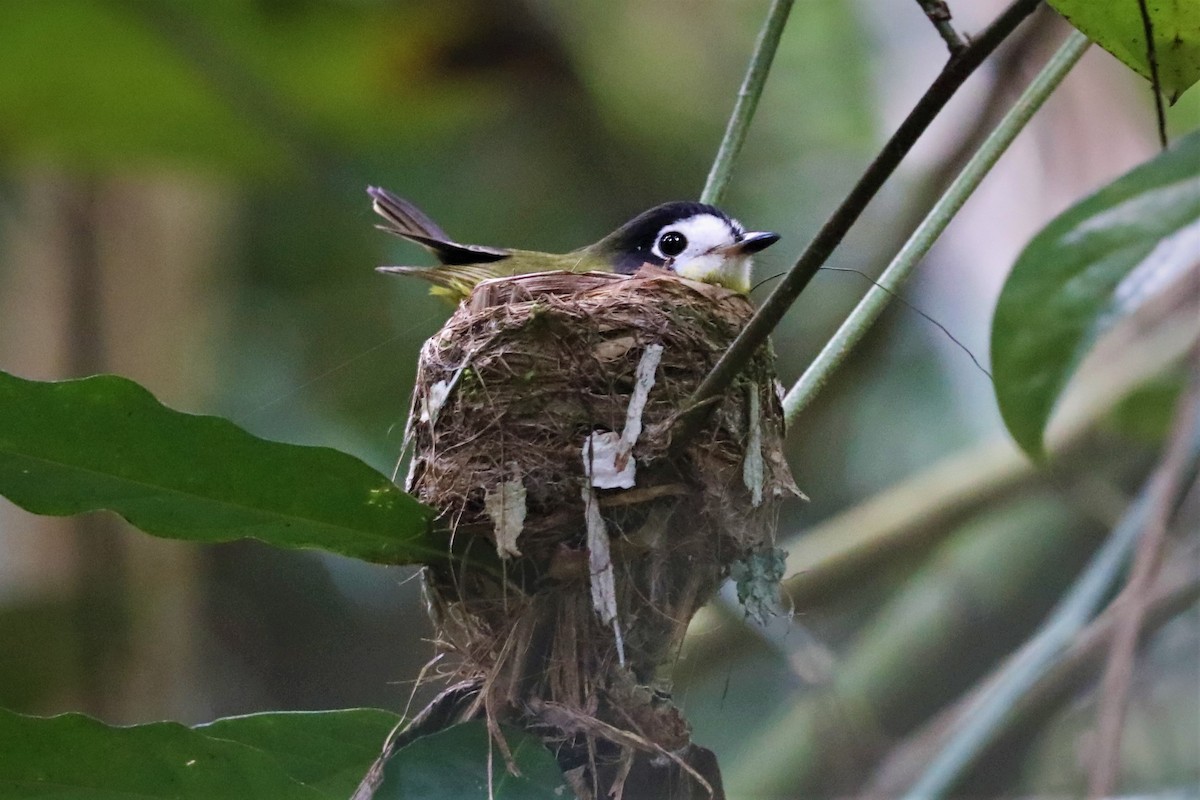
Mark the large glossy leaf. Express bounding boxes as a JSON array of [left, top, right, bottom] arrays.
[[1048, 0, 1200, 102], [369, 720, 570, 800], [991, 130, 1200, 458], [0, 370, 440, 564], [0, 708, 398, 799], [198, 710, 400, 798]]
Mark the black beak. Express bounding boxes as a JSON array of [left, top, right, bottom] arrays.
[[716, 231, 780, 256], [737, 231, 781, 255]]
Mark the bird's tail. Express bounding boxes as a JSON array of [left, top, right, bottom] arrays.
[[375, 264, 501, 303], [368, 187, 510, 267]]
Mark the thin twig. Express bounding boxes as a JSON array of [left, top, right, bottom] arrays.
[[1087, 372, 1200, 798], [864, 554, 1200, 798], [783, 29, 1091, 424], [669, 0, 1041, 449], [915, 0, 967, 55], [700, 0, 796, 206], [688, 254, 1186, 674], [902, 398, 1200, 799], [781, 440, 1027, 601], [1134, 0, 1169, 149]]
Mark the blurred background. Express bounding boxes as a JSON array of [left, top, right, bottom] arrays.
[[1, 1, 1196, 796]]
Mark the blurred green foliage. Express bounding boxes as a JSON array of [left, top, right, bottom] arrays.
[[0, 2, 1195, 798]]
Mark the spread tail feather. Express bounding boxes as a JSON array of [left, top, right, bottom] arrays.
[[368, 186, 510, 267]]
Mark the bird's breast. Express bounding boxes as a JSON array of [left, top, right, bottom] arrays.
[[674, 254, 752, 293]]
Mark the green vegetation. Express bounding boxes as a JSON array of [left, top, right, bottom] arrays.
[[0, 1, 1196, 798]]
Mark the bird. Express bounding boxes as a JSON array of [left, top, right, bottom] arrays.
[[368, 186, 780, 302]]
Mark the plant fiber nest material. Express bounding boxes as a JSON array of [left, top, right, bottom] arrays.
[[403, 268, 798, 797]]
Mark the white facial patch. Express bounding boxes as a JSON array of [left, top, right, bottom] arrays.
[[651, 214, 739, 261], [651, 213, 753, 291]]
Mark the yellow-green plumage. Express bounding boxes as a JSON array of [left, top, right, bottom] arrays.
[[369, 186, 780, 302], [398, 249, 615, 304]]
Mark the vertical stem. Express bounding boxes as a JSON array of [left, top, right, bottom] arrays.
[[1087, 374, 1200, 798], [783, 31, 1091, 425], [903, 399, 1200, 799], [672, 0, 1041, 450], [700, 0, 795, 206]]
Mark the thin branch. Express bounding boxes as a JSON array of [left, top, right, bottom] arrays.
[[783, 29, 1091, 424], [780, 440, 1028, 605], [700, 0, 796, 206], [1087, 372, 1200, 798], [681, 438, 1035, 676], [915, 0, 967, 56], [1134, 0, 1169, 149], [902, 399, 1200, 800], [865, 553, 1200, 798], [688, 264, 1189, 677], [669, 0, 1042, 449]]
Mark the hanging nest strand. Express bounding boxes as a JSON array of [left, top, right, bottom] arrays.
[[403, 267, 799, 799]]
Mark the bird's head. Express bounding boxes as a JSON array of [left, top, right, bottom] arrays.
[[595, 201, 780, 293]]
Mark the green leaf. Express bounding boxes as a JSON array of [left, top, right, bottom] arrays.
[[1048, 0, 1200, 102], [0, 708, 397, 799], [198, 710, 400, 798], [371, 720, 570, 800], [0, 370, 439, 564], [991, 130, 1200, 458]]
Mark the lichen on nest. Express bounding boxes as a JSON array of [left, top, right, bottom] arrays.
[[403, 267, 799, 797]]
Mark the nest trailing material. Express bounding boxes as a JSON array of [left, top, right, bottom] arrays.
[[404, 268, 798, 798]]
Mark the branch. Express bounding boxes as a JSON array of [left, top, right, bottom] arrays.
[[780, 439, 1029, 607], [915, 0, 967, 55], [864, 554, 1200, 798], [1087, 372, 1200, 798], [670, 0, 1042, 448], [700, 0, 796, 206], [902, 399, 1200, 799], [687, 272, 1189, 678], [782, 28, 1091, 424]]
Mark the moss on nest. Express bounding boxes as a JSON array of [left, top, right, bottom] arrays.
[[403, 267, 798, 797]]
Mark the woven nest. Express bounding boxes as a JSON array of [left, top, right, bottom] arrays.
[[404, 268, 798, 797]]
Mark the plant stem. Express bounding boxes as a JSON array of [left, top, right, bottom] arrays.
[[865, 557, 1200, 796], [700, 0, 795, 207], [902, 400, 1200, 799], [1087, 374, 1200, 798], [783, 30, 1091, 425], [780, 438, 1031, 607], [670, 0, 1041, 449], [727, 495, 1091, 797], [915, 0, 967, 55], [689, 274, 1187, 679]]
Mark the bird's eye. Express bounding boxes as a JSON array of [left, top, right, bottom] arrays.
[[657, 231, 688, 258]]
